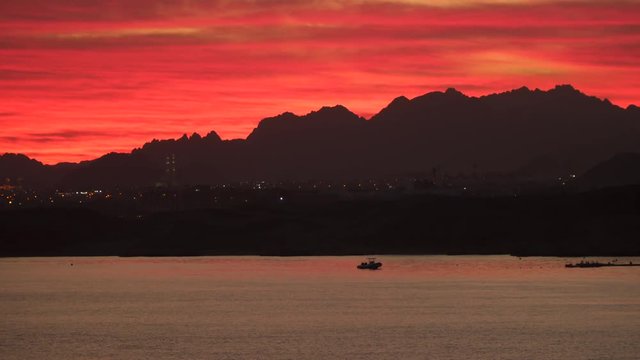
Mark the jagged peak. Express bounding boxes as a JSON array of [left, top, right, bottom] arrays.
[[246, 104, 362, 142], [513, 86, 531, 93], [252, 111, 298, 129], [204, 130, 222, 142], [263, 111, 298, 122], [444, 87, 465, 96], [412, 87, 469, 104], [389, 95, 410, 105], [1, 152, 33, 160], [137, 130, 220, 153], [0, 153, 45, 166], [310, 104, 357, 117], [479, 84, 586, 101], [482, 86, 532, 99], [370, 96, 410, 121], [554, 84, 576, 90], [385, 95, 410, 110], [256, 105, 359, 127], [550, 84, 581, 95]]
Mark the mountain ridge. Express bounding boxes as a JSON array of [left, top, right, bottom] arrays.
[[2, 85, 639, 188]]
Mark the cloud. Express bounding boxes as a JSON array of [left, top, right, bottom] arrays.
[[52, 27, 202, 39], [467, 52, 577, 76]]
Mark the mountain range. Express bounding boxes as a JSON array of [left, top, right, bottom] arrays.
[[2, 85, 639, 189]]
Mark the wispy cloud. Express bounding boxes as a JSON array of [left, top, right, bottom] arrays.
[[52, 27, 202, 39]]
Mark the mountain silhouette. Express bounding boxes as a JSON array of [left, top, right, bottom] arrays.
[[2, 85, 639, 188], [0, 153, 48, 185]]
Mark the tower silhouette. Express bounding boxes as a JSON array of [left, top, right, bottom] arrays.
[[165, 154, 177, 186]]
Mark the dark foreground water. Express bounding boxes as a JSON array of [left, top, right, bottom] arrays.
[[1, 256, 639, 359]]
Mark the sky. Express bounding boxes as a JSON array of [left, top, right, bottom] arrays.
[[1, 0, 639, 164]]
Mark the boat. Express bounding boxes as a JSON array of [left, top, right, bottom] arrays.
[[357, 257, 382, 270], [565, 260, 639, 268]]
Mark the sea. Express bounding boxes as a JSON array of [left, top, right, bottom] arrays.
[[1, 255, 639, 359]]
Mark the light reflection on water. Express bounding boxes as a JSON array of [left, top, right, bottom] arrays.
[[1, 256, 639, 359]]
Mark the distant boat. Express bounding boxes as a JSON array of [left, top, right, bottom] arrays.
[[357, 257, 382, 270], [565, 260, 639, 268]]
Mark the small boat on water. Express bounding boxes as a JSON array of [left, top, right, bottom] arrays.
[[357, 257, 382, 270], [565, 260, 639, 268]]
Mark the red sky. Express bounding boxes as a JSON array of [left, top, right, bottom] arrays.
[[1, 0, 639, 164]]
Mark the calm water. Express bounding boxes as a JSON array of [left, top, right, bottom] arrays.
[[1, 256, 639, 359]]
